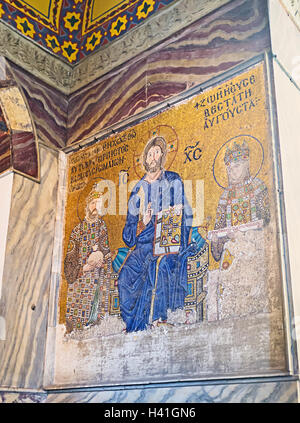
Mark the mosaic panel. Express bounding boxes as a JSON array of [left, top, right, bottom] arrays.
[[60, 62, 278, 333], [45, 60, 288, 388]]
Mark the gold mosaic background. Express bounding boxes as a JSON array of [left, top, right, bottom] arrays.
[[59, 62, 274, 322]]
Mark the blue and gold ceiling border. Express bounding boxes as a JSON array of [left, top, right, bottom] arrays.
[[0, 0, 177, 64], [1, 0, 63, 32]]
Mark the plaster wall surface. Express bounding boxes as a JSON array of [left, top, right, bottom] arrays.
[[269, 0, 300, 383], [272, 62, 300, 375], [269, 0, 300, 85]]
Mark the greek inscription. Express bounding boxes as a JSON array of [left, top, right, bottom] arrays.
[[184, 141, 202, 164], [195, 74, 259, 130], [69, 129, 136, 191]]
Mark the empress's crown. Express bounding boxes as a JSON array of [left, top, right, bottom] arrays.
[[224, 141, 249, 165]]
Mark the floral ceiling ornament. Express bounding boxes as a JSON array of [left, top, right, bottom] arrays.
[[62, 40, 79, 63], [110, 15, 128, 37], [86, 31, 102, 52], [45, 34, 61, 53], [137, 0, 155, 20], [63, 12, 81, 32], [15, 16, 36, 39]]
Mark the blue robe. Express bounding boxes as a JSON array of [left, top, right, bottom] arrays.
[[118, 170, 195, 332]]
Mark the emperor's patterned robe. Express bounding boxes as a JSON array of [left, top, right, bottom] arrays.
[[64, 217, 111, 332]]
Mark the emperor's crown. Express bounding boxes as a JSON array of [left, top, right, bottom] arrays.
[[86, 183, 102, 204], [224, 141, 249, 166]]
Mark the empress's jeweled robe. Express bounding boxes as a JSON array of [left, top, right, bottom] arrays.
[[210, 177, 271, 320], [211, 177, 270, 262]]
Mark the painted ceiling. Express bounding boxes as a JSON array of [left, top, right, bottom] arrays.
[[0, 0, 176, 64]]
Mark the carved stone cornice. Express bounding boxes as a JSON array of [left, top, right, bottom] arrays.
[[0, 0, 231, 94], [0, 20, 73, 93]]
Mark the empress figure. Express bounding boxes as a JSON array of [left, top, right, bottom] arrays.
[[211, 140, 270, 262]]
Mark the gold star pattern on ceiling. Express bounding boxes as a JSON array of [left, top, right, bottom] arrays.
[[0, 0, 176, 64]]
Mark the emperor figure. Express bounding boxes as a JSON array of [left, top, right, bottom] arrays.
[[64, 186, 112, 333]]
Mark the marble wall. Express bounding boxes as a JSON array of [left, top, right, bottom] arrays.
[[44, 380, 299, 403], [0, 172, 13, 341], [0, 145, 58, 389], [0, 380, 298, 403], [9, 62, 68, 150]]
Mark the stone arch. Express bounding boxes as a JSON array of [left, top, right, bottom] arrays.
[[0, 56, 39, 181]]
